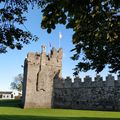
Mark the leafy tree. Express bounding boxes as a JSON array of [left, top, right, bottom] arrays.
[[10, 74, 23, 92], [40, 0, 120, 75], [1, 0, 120, 75], [0, 0, 41, 53]]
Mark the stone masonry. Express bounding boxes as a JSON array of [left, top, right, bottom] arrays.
[[53, 75, 120, 110], [22, 45, 120, 110], [22, 45, 62, 108]]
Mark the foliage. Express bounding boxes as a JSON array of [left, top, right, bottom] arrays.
[[40, 0, 120, 75], [0, 45, 7, 53], [10, 74, 23, 92], [0, 99, 20, 107], [0, 0, 42, 52], [1, 0, 120, 75]]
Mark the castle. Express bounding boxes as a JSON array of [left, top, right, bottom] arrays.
[[22, 45, 62, 108], [22, 45, 120, 110]]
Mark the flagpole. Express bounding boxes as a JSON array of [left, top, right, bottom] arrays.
[[48, 41, 51, 53], [59, 36, 60, 48], [59, 32, 62, 49], [48, 41, 50, 54]]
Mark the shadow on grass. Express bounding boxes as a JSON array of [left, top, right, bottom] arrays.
[[0, 100, 21, 107], [0, 115, 120, 120]]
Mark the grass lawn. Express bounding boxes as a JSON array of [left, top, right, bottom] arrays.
[[0, 100, 120, 120]]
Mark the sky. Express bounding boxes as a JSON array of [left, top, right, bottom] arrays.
[[0, 6, 118, 91]]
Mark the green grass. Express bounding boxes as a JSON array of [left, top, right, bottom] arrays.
[[0, 100, 120, 120]]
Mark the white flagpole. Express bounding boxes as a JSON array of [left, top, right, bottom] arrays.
[[59, 32, 62, 48], [59, 37, 60, 48], [48, 41, 50, 54], [48, 41, 51, 54]]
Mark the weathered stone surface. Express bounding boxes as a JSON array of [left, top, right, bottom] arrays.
[[22, 45, 120, 110], [22, 45, 62, 108]]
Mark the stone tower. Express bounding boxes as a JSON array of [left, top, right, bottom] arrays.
[[22, 45, 63, 108]]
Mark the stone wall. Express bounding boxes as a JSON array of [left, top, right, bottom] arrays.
[[22, 45, 120, 110], [22, 45, 63, 108], [53, 75, 120, 110]]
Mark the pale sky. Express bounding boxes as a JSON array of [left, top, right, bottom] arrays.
[[0, 7, 118, 91]]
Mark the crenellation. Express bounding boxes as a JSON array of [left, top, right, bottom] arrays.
[[82, 76, 92, 87], [41, 44, 46, 53], [94, 75, 103, 87], [74, 77, 81, 81], [51, 47, 57, 58], [64, 77, 72, 88], [94, 75, 103, 81], [22, 45, 120, 110], [106, 74, 115, 87], [57, 48, 63, 59], [106, 74, 114, 81], [84, 76, 92, 83], [73, 77, 82, 88], [117, 75, 120, 81], [27, 52, 38, 64], [115, 78, 120, 87]]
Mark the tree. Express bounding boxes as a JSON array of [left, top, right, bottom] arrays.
[[1, 0, 120, 75], [0, 0, 41, 53], [10, 74, 23, 92], [40, 0, 120, 75]]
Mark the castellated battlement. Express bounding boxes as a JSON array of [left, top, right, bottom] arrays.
[[54, 74, 120, 89], [53, 74, 120, 110], [26, 45, 62, 68], [22, 45, 120, 110]]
